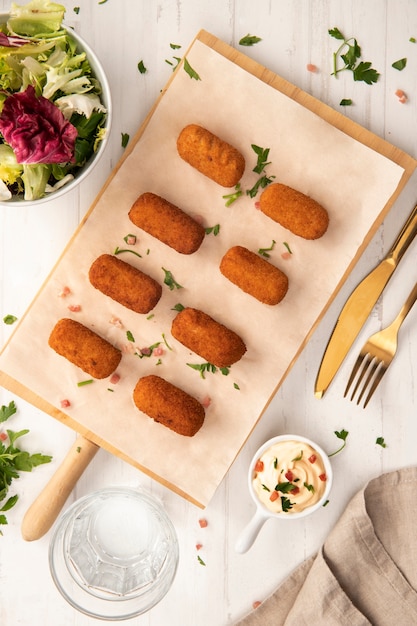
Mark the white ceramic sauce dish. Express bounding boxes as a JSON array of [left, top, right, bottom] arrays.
[[235, 434, 333, 553]]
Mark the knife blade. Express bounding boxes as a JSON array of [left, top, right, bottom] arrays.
[[315, 202, 417, 398]]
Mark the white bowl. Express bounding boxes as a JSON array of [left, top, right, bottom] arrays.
[[235, 434, 333, 553], [0, 14, 112, 206]]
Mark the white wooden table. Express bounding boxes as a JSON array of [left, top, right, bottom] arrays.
[[1, 1, 417, 624]]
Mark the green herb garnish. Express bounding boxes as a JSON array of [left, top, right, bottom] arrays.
[[137, 60, 147, 74], [126, 330, 135, 342], [329, 27, 380, 84], [3, 315, 17, 325], [0, 401, 52, 533], [281, 496, 294, 512], [121, 133, 130, 148], [376, 436, 387, 448], [187, 362, 230, 379], [239, 34, 262, 46], [77, 379, 94, 387], [205, 224, 220, 235], [261, 484, 270, 492], [183, 58, 201, 80], [114, 246, 142, 258], [162, 268, 183, 290], [291, 451, 303, 462], [283, 242, 292, 254], [172, 303, 185, 312], [304, 482, 315, 493], [274, 481, 294, 494], [233, 382, 240, 390], [251, 145, 271, 174], [328, 429, 349, 457], [197, 555, 206, 566], [258, 240, 276, 258], [340, 98, 353, 106], [223, 183, 243, 206], [392, 58, 407, 71]]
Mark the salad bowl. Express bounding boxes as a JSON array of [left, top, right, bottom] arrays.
[[0, 3, 112, 205]]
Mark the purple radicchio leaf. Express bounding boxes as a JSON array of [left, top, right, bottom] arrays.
[[0, 32, 31, 47], [0, 85, 77, 164]]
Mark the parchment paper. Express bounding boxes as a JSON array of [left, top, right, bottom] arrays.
[[0, 37, 406, 507]]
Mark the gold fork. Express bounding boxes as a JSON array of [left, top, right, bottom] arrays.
[[344, 281, 417, 408]]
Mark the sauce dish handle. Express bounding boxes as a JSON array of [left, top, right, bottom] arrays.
[[235, 509, 269, 553]]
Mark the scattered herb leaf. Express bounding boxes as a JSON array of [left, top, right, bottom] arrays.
[[251, 145, 271, 174], [233, 382, 240, 390], [376, 436, 387, 448], [73, 6, 80, 13], [183, 58, 201, 80], [258, 239, 276, 258], [328, 429, 349, 457], [126, 330, 135, 342], [121, 133, 130, 148], [170, 43, 181, 50], [283, 242, 292, 254], [77, 379, 94, 387], [291, 451, 303, 462], [0, 401, 52, 532], [328, 28, 380, 84], [239, 34, 262, 46], [162, 333, 173, 351], [274, 481, 294, 494], [205, 224, 220, 236], [304, 482, 315, 493], [410, 37, 416, 43], [114, 246, 142, 258], [261, 483, 270, 491], [162, 268, 183, 290], [392, 58, 407, 71], [223, 183, 243, 206], [197, 555, 206, 566], [137, 60, 147, 74], [98, 0, 108, 4], [3, 315, 17, 325], [340, 98, 353, 106], [123, 234, 137, 245], [172, 303, 185, 312], [187, 362, 230, 379], [281, 496, 294, 512]]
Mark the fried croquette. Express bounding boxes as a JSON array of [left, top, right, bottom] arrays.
[[259, 182, 329, 240], [48, 318, 121, 379], [220, 245, 289, 305], [89, 254, 162, 314], [171, 307, 246, 367], [177, 124, 245, 188], [128, 192, 205, 255], [133, 375, 205, 437]]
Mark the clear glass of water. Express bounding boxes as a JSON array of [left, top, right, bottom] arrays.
[[49, 487, 179, 620]]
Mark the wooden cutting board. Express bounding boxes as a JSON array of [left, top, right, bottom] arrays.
[[1, 30, 416, 516]]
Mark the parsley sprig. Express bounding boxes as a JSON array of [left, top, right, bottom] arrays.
[[0, 401, 52, 534], [187, 362, 230, 379], [329, 27, 380, 84], [328, 429, 349, 457]]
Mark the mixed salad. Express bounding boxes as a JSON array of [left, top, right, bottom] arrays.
[[0, 0, 108, 201]]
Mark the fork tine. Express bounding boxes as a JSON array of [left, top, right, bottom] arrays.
[[362, 364, 387, 408], [349, 354, 372, 401], [344, 352, 366, 397], [356, 359, 380, 404]]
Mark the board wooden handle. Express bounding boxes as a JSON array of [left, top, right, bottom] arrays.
[[21, 435, 99, 542]]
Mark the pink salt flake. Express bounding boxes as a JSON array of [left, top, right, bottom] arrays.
[[60, 399, 71, 408], [306, 63, 318, 72], [58, 286, 71, 297], [201, 395, 212, 408], [109, 373, 120, 384], [68, 304, 81, 312], [109, 315, 123, 328]]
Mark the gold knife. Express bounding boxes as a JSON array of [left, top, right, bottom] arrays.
[[315, 203, 417, 398]]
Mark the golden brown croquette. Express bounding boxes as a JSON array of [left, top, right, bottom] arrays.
[[133, 375, 205, 436], [48, 318, 121, 379], [219, 245, 289, 305], [128, 192, 205, 255], [259, 183, 329, 240], [88, 254, 162, 314], [171, 307, 246, 367], [177, 124, 245, 188]]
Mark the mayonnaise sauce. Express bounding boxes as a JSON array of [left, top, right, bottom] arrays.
[[252, 440, 327, 514]]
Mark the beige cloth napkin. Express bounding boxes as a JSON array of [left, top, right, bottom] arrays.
[[235, 467, 417, 625]]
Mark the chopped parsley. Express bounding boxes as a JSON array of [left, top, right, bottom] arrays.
[[121, 132, 130, 148], [223, 183, 243, 206], [258, 240, 276, 258], [328, 27, 380, 84], [187, 362, 230, 379], [162, 268, 183, 290], [114, 246, 142, 258], [376, 436, 387, 448], [328, 429, 349, 457], [239, 34, 262, 46], [3, 315, 17, 325], [137, 60, 147, 74], [392, 58, 407, 71]]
